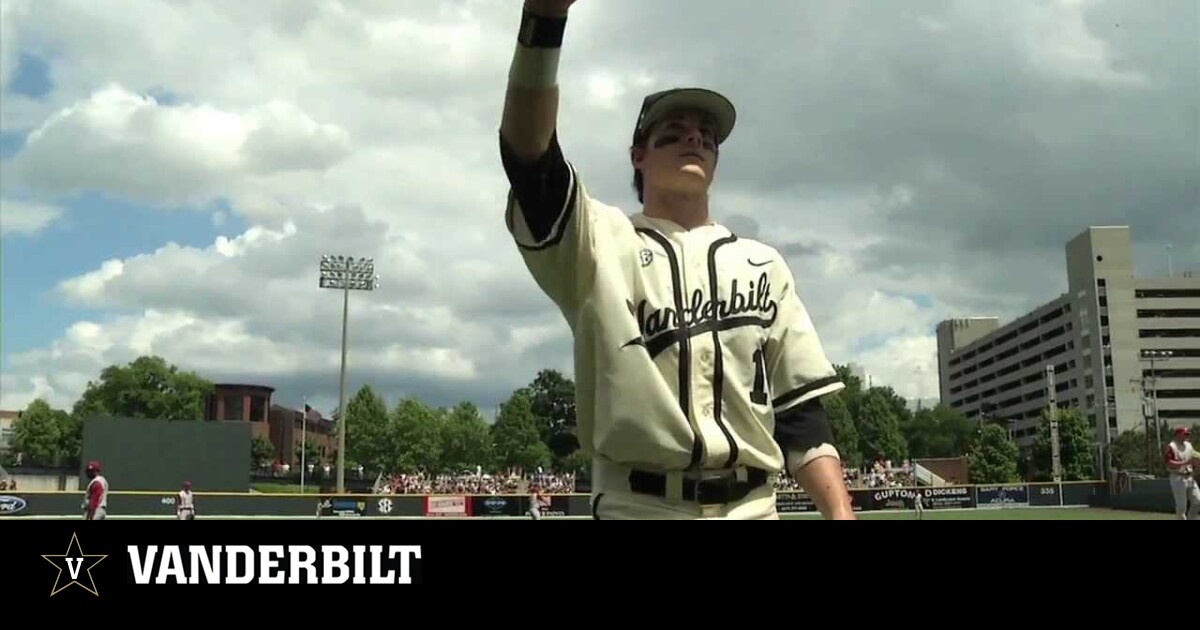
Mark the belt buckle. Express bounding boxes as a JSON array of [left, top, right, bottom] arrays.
[[693, 473, 737, 505]]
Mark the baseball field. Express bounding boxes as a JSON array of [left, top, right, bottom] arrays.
[[12, 507, 1177, 520]]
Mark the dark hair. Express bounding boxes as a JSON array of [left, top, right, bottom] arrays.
[[631, 134, 648, 203]]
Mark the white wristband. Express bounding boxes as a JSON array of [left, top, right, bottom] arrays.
[[508, 44, 560, 89]]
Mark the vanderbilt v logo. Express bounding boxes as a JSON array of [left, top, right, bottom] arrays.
[[66, 557, 84, 580], [42, 532, 107, 597]]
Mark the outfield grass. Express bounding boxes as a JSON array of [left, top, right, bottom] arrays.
[[781, 507, 1175, 520], [16, 507, 1177, 520]]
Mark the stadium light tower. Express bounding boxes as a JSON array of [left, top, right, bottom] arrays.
[[319, 254, 380, 494]]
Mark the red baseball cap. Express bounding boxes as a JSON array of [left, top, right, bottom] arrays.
[[1175, 426, 1190, 436], [86, 460, 102, 471]]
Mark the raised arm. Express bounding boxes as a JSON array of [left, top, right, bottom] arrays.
[[499, 1, 607, 313], [500, 1, 576, 164]]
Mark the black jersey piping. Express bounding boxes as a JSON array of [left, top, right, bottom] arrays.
[[636, 227, 704, 470], [707, 235, 741, 470]]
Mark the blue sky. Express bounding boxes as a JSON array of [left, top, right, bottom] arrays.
[[0, 0, 1195, 419], [1, 52, 247, 363]]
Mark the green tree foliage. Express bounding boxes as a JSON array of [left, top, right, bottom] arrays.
[[11, 400, 68, 466], [968, 423, 1020, 483], [822, 394, 862, 469], [296, 438, 321, 467], [439, 401, 494, 473], [904, 404, 974, 459], [344, 385, 392, 474], [1032, 407, 1095, 481], [492, 388, 552, 471], [526, 369, 580, 468], [250, 434, 275, 468], [72, 355, 213, 422], [856, 389, 908, 463], [389, 397, 444, 474]]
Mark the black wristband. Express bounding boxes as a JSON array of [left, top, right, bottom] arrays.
[[517, 10, 567, 48]]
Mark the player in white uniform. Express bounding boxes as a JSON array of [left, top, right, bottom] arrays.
[[499, 0, 854, 520], [1164, 427, 1199, 520], [177, 480, 196, 520], [81, 460, 108, 520], [528, 486, 542, 520]]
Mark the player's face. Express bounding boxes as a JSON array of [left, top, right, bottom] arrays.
[[633, 109, 719, 196]]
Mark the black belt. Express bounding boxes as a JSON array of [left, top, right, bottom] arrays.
[[628, 468, 769, 504]]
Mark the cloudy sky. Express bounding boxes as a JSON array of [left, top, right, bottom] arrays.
[[1, 0, 1197, 419]]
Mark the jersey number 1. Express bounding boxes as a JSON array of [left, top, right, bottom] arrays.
[[751, 347, 768, 405]]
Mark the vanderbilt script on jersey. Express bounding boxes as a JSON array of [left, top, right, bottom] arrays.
[[506, 162, 843, 474]]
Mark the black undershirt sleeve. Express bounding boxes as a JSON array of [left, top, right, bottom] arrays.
[[499, 131, 573, 244], [773, 397, 837, 459]]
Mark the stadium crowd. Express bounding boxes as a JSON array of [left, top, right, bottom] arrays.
[[371, 459, 916, 495], [374, 470, 577, 495]]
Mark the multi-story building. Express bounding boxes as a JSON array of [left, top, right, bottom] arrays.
[[936, 226, 1200, 453], [203, 383, 337, 467]]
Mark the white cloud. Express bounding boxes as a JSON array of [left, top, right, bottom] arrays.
[[0, 198, 65, 236], [8, 85, 350, 205], [0, 0, 1194, 418]]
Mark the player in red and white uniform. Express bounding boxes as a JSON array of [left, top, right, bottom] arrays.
[[177, 480, 196, 520], [1164, 427, 1199, 520], [82, 461, 108, 520]]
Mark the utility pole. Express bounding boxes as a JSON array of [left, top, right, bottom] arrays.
[[1140, 349, 1174, 476], [1045, 364, 1062, 482]]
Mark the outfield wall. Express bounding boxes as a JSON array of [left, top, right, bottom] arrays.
[[0, 481, 1107, 519]]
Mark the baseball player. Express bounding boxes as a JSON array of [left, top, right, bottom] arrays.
[[499, 0, 854, 520], [81, 461, 108, 520], [528, 486, 542, 520], [1164, 427, 1199, 520], [177, 480, 196, 520], [913, 489, 925, 520]]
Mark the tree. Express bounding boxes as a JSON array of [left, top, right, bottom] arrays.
[[526, 369, 579, 468], [492, 388, 552, 471], [1032, 407, 1095, 481], [904, 404, 974, 459], [856, 389, 908, 463], [295, 438, 321, 468], [344, 385, 391, 474], [869, 385, 913, 428], [388, 397, 444, 474], [72, 355, 214, 421], [439, 401, 494, 474], [11, 400, 67, 466], [56, 412, 83, 467], [251, 435, 275, 468], [822, 394, 862, 469], [968, 424, 1020, 484]]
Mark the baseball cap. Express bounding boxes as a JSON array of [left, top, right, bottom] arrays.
[[86, 460, 101, 471], [1176, 426, 1190, 436], [632, 87, 737, 146]]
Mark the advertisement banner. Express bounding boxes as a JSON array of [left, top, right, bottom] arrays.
[[1029, 483, 1063, 507], [867, 488, 919, 511], [918, 486, 976, 510], [0, 494, 29, 516], [975, 484, 1030, 507], [368, 495, 426, 517], [425, 495, 470, 517], [472, 495, 522, 517], [317, 496, 367, 517], [535, 495, 570, 518], [776, 492, 819, 513]]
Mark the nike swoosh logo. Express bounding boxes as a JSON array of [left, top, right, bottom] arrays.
[[748, 258, 773, 267]]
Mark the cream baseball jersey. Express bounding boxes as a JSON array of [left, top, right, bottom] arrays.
[[504, 139, 844, 475]]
